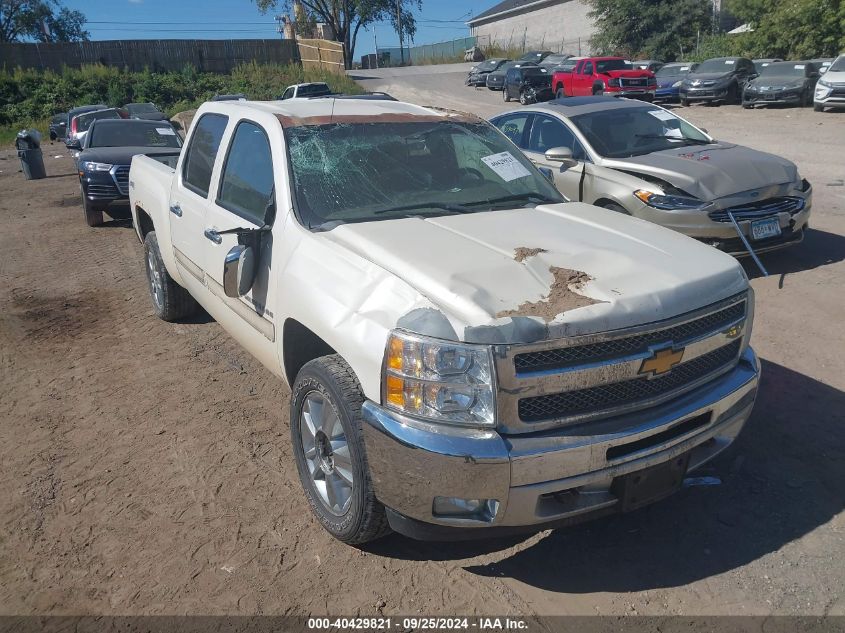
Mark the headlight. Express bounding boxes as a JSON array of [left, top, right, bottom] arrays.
[[607, 78, 621, 87], [816, 79, 832, 97], [382, 330, 495, 427], [634, 189, 707, 211], [81, 161, 113, 172]]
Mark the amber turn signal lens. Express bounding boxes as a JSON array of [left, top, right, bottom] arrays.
[[385, 374, 404, 407], [387, 335, 404, 371]]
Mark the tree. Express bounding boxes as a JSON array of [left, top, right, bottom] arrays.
[[254, 0, 421, 69], [588, 0, 715, 61], [724, 0, 845, 58], [0, 0, 88, 42]]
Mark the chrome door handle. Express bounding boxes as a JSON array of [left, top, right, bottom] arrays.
[[169, 202, 182, 217], [204, 228, 222, 244]]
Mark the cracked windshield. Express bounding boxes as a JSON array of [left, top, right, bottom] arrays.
[[285, 120, 564, 228]]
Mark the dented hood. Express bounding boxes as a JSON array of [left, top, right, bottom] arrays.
[[605, 142, 799, 200], [323, 204, 747, 344]]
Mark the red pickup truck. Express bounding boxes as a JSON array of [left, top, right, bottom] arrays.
[[552, 57, 657, 101]]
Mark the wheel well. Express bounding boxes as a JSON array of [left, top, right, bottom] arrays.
[[592, 82, 605, 93], [283, 319, 337, 387], [555, 82, 563, 92], [594, 197, 622, 209], [136, 207, 154, 239]]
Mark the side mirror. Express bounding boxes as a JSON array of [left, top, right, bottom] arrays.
[[223, 244, 257, 298], [66, 137, 81, 150], [545, 146, 579, 169]]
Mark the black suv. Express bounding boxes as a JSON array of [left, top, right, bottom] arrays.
[[503, 66, 553, 104], [680, 57, 757, 105]]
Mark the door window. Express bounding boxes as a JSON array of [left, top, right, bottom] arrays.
[[182, 113, 229, 197], [217, 121, 274, 225], [582, 62, 594, 75], [281, 87, 295, 100], [493, 113, 531, 147], [528, 115, 585, 159]]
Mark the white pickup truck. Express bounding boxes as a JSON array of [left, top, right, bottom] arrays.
[[129, 98, 760, 543]]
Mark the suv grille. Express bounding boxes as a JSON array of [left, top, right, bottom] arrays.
[[708, 196, 804, 223], [112, 165, 130, 195], [514, 300, 745, 374], [518, 340, 742, 422]]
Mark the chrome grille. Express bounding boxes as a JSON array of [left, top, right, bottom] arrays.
[[493, 292, 749, 434], [708, 196, 804, 223], [112, 165, 130, 195], [518, 340, 741, 422], [86, 183, 118, 199], [514, 301, 745, 374]]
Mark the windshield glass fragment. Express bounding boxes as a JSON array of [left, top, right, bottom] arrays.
[[285, 121, 564, 228]]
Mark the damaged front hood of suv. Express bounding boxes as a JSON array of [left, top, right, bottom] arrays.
[[603, 143, 798, 201]]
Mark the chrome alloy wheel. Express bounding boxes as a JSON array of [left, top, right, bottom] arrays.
[[299, 391, 354, 516], [146, 248, 164, 311]]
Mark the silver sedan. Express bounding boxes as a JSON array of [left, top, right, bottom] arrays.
[[491, 96, 812, 256]]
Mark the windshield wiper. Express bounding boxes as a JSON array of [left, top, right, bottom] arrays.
[[373, 201, 470, 215], [461, 192, 561, 208], [635, 133, 712, 146]]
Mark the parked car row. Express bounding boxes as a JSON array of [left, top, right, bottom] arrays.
[[468, 51, 845, 112]]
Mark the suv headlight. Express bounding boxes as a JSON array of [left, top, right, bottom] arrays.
[[815, 79, 832, 97], [634, 189, 707, 211], [81, 161, 113, 172], [382, 330, 495, 427]]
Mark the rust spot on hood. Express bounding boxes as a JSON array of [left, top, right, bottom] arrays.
[[513, 247, 547, 263], [496, 267, 599, 322]]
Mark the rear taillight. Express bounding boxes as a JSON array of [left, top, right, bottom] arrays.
[[70, 118, 77, 134]]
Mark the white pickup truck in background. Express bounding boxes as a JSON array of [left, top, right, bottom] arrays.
[[129, 98, 760, 543]]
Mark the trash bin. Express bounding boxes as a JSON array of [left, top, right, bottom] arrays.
[[16, 129, 46, 180]]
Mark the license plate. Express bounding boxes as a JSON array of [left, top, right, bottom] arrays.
[[611, 452, 690, 512], [751, 217, 782, 241]]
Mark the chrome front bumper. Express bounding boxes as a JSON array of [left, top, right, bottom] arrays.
[[362, 347, 759, 538]]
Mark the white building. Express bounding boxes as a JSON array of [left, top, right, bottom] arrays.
[[467, 0, 597, 56]]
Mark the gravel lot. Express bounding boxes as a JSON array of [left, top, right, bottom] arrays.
[[1, 64, 844, 618]]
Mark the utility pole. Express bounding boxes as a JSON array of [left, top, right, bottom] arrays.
[[373, 27, 379, 68], [397, 0, 404, 65]]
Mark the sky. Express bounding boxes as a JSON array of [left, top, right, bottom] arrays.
[[61, 0, 486, 58]]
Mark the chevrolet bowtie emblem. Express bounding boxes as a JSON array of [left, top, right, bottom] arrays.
[[639, 347, 685, 377]]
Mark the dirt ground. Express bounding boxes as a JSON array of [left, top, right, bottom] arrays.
[[1, 66, 844, 618]]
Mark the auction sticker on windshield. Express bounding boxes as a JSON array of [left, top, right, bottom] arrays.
[[157, 127, 176, 135], [481, 152, 532, 182]]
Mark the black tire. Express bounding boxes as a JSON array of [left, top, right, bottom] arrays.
[[81, 188, 104, 227], [143, 231, 198, 322], [519, 89, 529, 105], [681, 97, 689, 107], [601, 202, 630, 214], [593, 85, 604, 96], [726, 83, 739, 105], [503, 87, 511, 102], [291, 355, 390, 545], [556, 87, 566, 99], [814, 103, 823, 112], [742, 103, 752, 109], [799, 90, 809, 107]]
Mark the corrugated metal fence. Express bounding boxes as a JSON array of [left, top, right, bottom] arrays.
[[377, 36, 477, 66], [0, 39, 298, 72]]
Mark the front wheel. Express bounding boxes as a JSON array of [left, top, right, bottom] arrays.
[[143, 231, 198, 322], [519, 89, 531, 105], [503, 88, 511, 102], [291, 355, 390, 544], [681, 97, 689, 107], [555, 88, 566, 99], [81, 188, 104, 227], [814, 103, 824, 112]]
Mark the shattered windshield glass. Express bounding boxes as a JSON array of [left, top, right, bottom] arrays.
[[285, 120, 564, 228]]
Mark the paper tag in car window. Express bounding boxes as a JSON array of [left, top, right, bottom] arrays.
[[157, 127, 176, 136], [794, 64, 805, 70], [648, 109, 675, 121], [481, 152, 532, 182], [680, 66, 690, 71], [725, 60, 735, 65]]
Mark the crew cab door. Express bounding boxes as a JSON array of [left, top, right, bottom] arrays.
[[202, 119, 279, 367], [169, 112, 229, 296], [522, 114, 589, 201], [574, 61, 594, 95]]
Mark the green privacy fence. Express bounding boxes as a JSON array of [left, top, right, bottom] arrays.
[[375, 36, 477, 66]]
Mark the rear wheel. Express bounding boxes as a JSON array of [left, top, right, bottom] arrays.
[[81, 188, 104, 227], [556, 87, 566, 99], [503, 87, 511, 102], [143, 231, 198, 322], [681, 97, 690, 107], [291, 355, 390, 544], [726, 83, 739, 104], [519, 89, 530, 105]]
